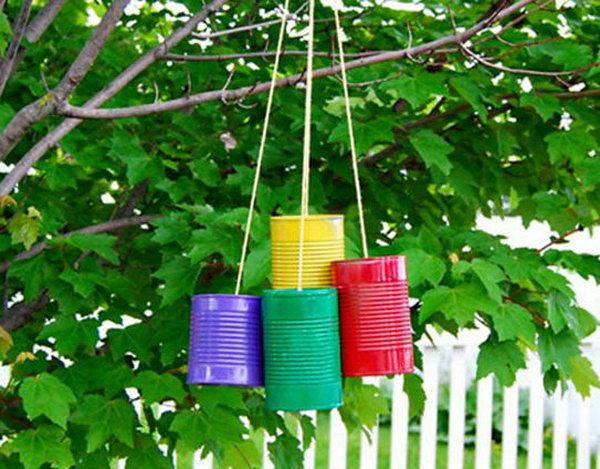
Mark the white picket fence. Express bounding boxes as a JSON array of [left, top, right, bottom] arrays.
[[176, 329, 600, 469]]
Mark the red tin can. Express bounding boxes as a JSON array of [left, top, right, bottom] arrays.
[[332, 256, 414, 377]]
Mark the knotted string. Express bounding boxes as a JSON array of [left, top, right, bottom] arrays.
[[235, 0, 290, 295]]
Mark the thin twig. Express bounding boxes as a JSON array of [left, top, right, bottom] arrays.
[[0, 0, 33, 97], [460, 43, 600, 77], [0, 0, 131, 160], [56, 0, 540, 121], [0, 0, 230, 195], [0, 215, 159, 274]]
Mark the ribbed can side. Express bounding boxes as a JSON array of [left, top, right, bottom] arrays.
[[270, 215, 345, 289], [333, 257, 414, 377], [262, 288, 342, 411], [188, 294, 264, 387]]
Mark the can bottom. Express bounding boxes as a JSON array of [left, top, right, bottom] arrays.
[[266, 383, 342, 411], [343, 347, 414, 377], [187, 363, 263, 387]]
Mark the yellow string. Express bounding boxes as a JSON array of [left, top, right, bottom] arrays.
[[235, 0, 290, 295], [297, 0, 316, 291], [333, 5, 368, 258]]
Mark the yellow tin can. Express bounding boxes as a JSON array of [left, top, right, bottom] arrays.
[[271, 215, 345, 289]]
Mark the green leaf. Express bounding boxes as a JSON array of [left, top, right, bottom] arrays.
[[409, 129, 454, 175], [189, 225, 242, 267], [243, 240, 271, 289], [170, 410, 207, 450], [544, 128, 597, 164], [574, 157, 600, 187], [520, 94, 561, 121], [329, 118, 395, 155], [126, 437, 172, 469], [532, 41, 593, 70], [108, 323, 155, 364], [109, 129, 151, 185], [7, 213, 41, 249], [471, 258, 505, 303], [570, 356, 600, 398], [190, 157, 222, 187], [538, 328, 579, 374], [151, 213, 190, 245], [340, 377, 389, 429], [222, 440, 261, 469], [477, 337, 525, 386], [490, 303, 537, 343], [19, 373, 76, 429], [8, 253, 56, 301], [14, 424, 74, 469], [191, 386, 246, 412], [403, 374, 426, 419], [59, 267, 96, 297], [37, 315, 99, 356], [402, 248, 445, 287], [420, 283, 497, 326], [71, 395, 135, 452], [267, 434, 303, 469], [380, 72, 447, 109], [449, 76, 488, 121], [64, 233, 120, 265], [153, 256, 200, 306], [132, 370, 186, 404]]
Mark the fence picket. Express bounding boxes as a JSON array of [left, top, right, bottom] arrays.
[[390, 375, 409, 469], [360, 377, 380, 469], [475, 375, 494, 469], [329, 408, 348, 469], [552, 390, 569, 469], [576, 395, 591, 469], [419, 347, 440, 469], [501, 380, 520, 469], [527, 356, 545, 469], [448, 346, 467, 469]]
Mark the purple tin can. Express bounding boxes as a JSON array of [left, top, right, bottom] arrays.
[[188, 294, 264, 387]]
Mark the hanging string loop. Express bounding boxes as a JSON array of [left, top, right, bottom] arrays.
[[297, 0, 316, 291], [332, 2, 369, 258], [235, 0, 291, 295]]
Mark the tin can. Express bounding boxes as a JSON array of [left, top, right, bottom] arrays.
[[270, 215, 345, 289], [262, 288, 342, 411], [188, 294, 263, 386], [333, 256, 414, 376]]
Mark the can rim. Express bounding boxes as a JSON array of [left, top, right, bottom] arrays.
[[262, 287, 337, 297], [332, 255, 406, 265], [191, 293, 260, 301], [271, 214, 344, 222]]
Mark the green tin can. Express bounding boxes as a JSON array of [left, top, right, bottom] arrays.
[[262, 288, 343, 411]]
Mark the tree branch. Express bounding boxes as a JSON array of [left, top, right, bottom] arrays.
[[57, 0, 539, 121], [0, 0, 130, 161], [0, 0, 33, 97], [537, 219, 600, 254], [0, 289, 49, 331], [24, 0, 68, 43], [0, 215, 159, 274], [165, 50, 385, 62], [461, 44, 600, 78], [0, 0, 230, 196]]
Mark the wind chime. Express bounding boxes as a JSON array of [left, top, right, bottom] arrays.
[[187, 0, 414, 410]]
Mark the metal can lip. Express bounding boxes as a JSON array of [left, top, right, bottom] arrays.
[[191, 294, 261, 312], [262, 287, 337, 298], [333, 256, 407, 284], [270, 214, 344, 222]]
